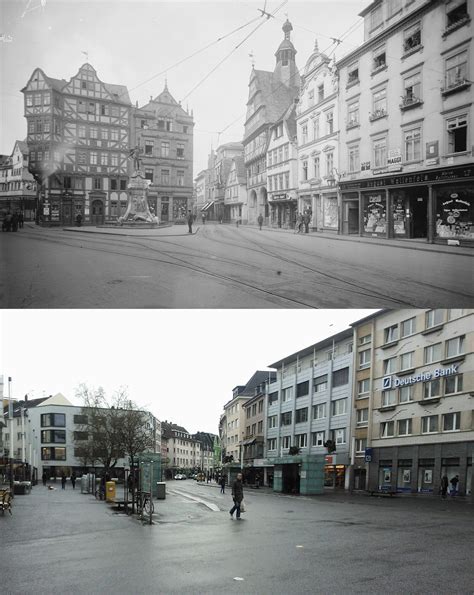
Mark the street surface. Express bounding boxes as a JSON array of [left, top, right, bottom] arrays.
[[2, 479, 473, 594], [1, 223, 473, 308]]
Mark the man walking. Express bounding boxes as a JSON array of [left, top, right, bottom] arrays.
[[450, 474, 459, 497], [220, 474, 226, 494], [187, 210, 194, 234], [440, 474, 449, 499], [257, 213, 263, 230], [229, 472, 244, 519]]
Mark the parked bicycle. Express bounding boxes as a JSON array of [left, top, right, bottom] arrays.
[[137, 491, 154, 515]]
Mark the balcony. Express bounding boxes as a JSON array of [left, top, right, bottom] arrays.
[[442, 14, 470, 37], [400, 96, 423, 111], [441, 78, 471, 97], [346, 119, 359, 131], [369, 109, 387, 122]]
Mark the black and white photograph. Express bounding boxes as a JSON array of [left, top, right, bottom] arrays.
[[1, 1, 474, 594]]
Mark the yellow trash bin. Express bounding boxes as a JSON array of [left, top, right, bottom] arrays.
[[106, 481, 116, 502]]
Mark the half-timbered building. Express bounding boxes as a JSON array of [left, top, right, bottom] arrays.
[[22, 63, 131, 226]]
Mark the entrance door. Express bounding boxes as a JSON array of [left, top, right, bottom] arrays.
[[63, 202, 73, 226], [282, 464, 300, 494], [353, 468, 366, 490], [348, 203, 359, 234], [161, 202, 169, 222], [411, 194, 427, 238], [91, 200, 104, 225]]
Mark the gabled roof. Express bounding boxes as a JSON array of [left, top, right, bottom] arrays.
[[233, 155, 246, 181], [241, 370, 276, 396], [104, 83, 131, 105]]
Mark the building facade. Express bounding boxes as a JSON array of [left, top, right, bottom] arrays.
[[22, 63, 131, 226], [337, 0, 474, 245], [210, 142, 244, 222], [266, 329, 354, 492], [0, 140, 37, 220], [297, 40, 340, 232], [132, 84, 194, 223], [351, 308, 473, 499], [224, 155, 247, 223], [161, 421, 202, 475]]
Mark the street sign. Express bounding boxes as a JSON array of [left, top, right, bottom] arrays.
[[364, 447, 373, 463]]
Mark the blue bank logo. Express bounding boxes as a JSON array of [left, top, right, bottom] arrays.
[[382, 376, 392, 390]]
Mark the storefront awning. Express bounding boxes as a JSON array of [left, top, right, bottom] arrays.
[[201, 201, 215, 211], [243, 438, 256, 446]]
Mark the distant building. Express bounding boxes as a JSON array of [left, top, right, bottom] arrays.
[[0, 140, 37, 220], [161, 421, 201, 476], [243, 19, 301, 225], [22, 63, 131, 226], [132, 84, 194, 223], [224, 155, 247, 223], [193, 431, 219, 473], [209, 142, 244, 222]]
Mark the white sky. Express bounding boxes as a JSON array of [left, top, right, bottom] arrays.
[[1, 0, 368, 173], [1, 309, 376, 434]]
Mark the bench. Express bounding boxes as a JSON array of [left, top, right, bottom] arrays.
[[0, 490, 13, 515], [369, 489, 398, 497]]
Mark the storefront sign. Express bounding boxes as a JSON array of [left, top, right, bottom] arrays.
[[383, 364, 460, 389], [426, 140, 439, 159], [388, 165, 403, 172], [387, 149, 402, 165], [425, 158, 439, 166]]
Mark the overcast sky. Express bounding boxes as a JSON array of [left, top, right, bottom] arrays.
[[1, 309, 376, 434], [1, 0, 367, 173]]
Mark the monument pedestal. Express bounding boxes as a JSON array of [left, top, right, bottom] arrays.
[[117, 170, 159, 226]]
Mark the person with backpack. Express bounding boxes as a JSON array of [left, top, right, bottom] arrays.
[[229, 472, 244, 520]]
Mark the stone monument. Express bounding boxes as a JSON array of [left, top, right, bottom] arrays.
[[117, 146, 159, 226]]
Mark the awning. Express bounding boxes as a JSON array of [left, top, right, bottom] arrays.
[[201, 201, 215, 211], [243, 438, 256, 446]]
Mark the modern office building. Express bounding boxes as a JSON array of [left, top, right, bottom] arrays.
[[351, 308, 473, 498]]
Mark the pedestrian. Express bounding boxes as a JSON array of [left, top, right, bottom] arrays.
[[450, 474, 459, 497], [294, 213, 303, 233], [229, 472, 244, 520], [236, 217, 240, 228], [440, 474, 449, 499], [303, 210, 311, 234], [207, 472, 210, 484], [18, 211, 24, 229], [11, 212, 19, 232], [257, 213, 263, 230], [71, 471, 77, 490], [3, 212, 12, 232], [220, 474, 226, 494], [187, 210, 194, 234], [42, 471, 47, 487], [202, 213, 206, 224], [61, 472, 66, 490]]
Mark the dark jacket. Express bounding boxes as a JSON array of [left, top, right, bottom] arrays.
[[232, 478, 243, 502]]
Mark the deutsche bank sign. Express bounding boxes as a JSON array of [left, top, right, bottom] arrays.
[[383, 364, 459, 390]]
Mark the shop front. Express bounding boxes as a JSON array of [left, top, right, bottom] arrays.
[[269, 193, 297, 229], [324, 454, 348, 488], [340, 164, 474, 245]]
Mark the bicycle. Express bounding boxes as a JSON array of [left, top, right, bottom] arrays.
[[94, 486, 105, 501], [141, 491, 154, 515]]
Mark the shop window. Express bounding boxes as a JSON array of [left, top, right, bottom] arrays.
[[435, 186, 474, 240], [423, 379, 441, 400], [446, 335, 465, 358], [446, 115, 467, 153], [380, 421, 394, 437], [442, 412, 461, 432], [312, 431, 325, 447], [397, 419, 412, 436], [426, 309, 444, 329], [399, 385, 413, 403], [313, 403, 326, 420], [381, 390, 396, 408], [445, 374, 463, 395], [404, 127, 421, 162]]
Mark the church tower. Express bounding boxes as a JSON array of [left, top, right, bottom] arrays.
[[273, 19, 300, 90]]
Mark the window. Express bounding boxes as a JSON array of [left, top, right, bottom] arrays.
[[373, 47, 386, 70], [73, 431, 88, 441], [282, 386, 294, 402], [110, 179, 117, 190], [381, 390, 396, 407], [295, 433, 307, 448], [399, 385, 413, 404], [313, 117, 320, 139], [313, 156, 320, 179], [347, 64, 359, 85], [257, 420, 263, 433], [314, 375, 327, 393], [268, 392, 278, 405], [94, 178, 102, 190], [404, 127, 421, 162], [326, 111, 334, 135], [359, 349, 371, 369], [424, 379, 440, 399], [403, 22, 421, 53], [358, 379, 370, 397], [90, 127, 98, 139], [120, 180, 127, 191], [312, 431, 325, 447], [447, 115, 468, 153], [347, 101, 359, 126], [302, 124, 308, 144], [384, 324, 399, 344], [318, 84, 324, 102], [281, 435, 291, 449], [388, 0, 402, 16], [424, 343, 442, 364], [332, 398, 347, 416], [145, 168, 154, 182], [426, 309, 444, 328], [446, 336, 464, 358], [373, 138, 387, 168], [252, 423, 256, 435], [401, 317, 416, 337], [296, 381, 309, 398], [267, 438, 277, 451], [398, 419, 412, 436], [40, 413, 65, 427], [313, 403, 326, 419], [284, 144, 289, 161], [370, 4, 382, 29], [252, 403, 257, 416], [41, 430, 66, 443], [445, 375, 463, 395], [359, 334, 371, 345], [144, 140, 154, 155], [74, 414, 88, 425], [281, 411, 292, 426], [302, 160, 308, 181], [111, 154, 119, 167], [90, 152, 98, 165], [326, 152, 334, 176], [331, 428, 346, 444], [400, 351, 414, 370], [355, 438, 367, 453], [26, 95, 33, 107], [383, 357, 397, 375], [372, 88, 387, 117], [348, 145, 360, 172], [176, 170, 184, 187], [380, 421, 395, 438], [442, 412, 462, 434], [161, 169, 170, 184], [258, 400, 263, 413], [308, 89, 314, 106], [403, 72, 421, 105], [445, 50, 468, 89], [177, 143, 185, 159], [101, 153, 108, 166], [41, 447, 66, 461], [111, 129, 119, 141], [87, 102, 96, 115], [333, 367, 349, 387], [356, 408, 368, 426], [422, 415, 438, 434]]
